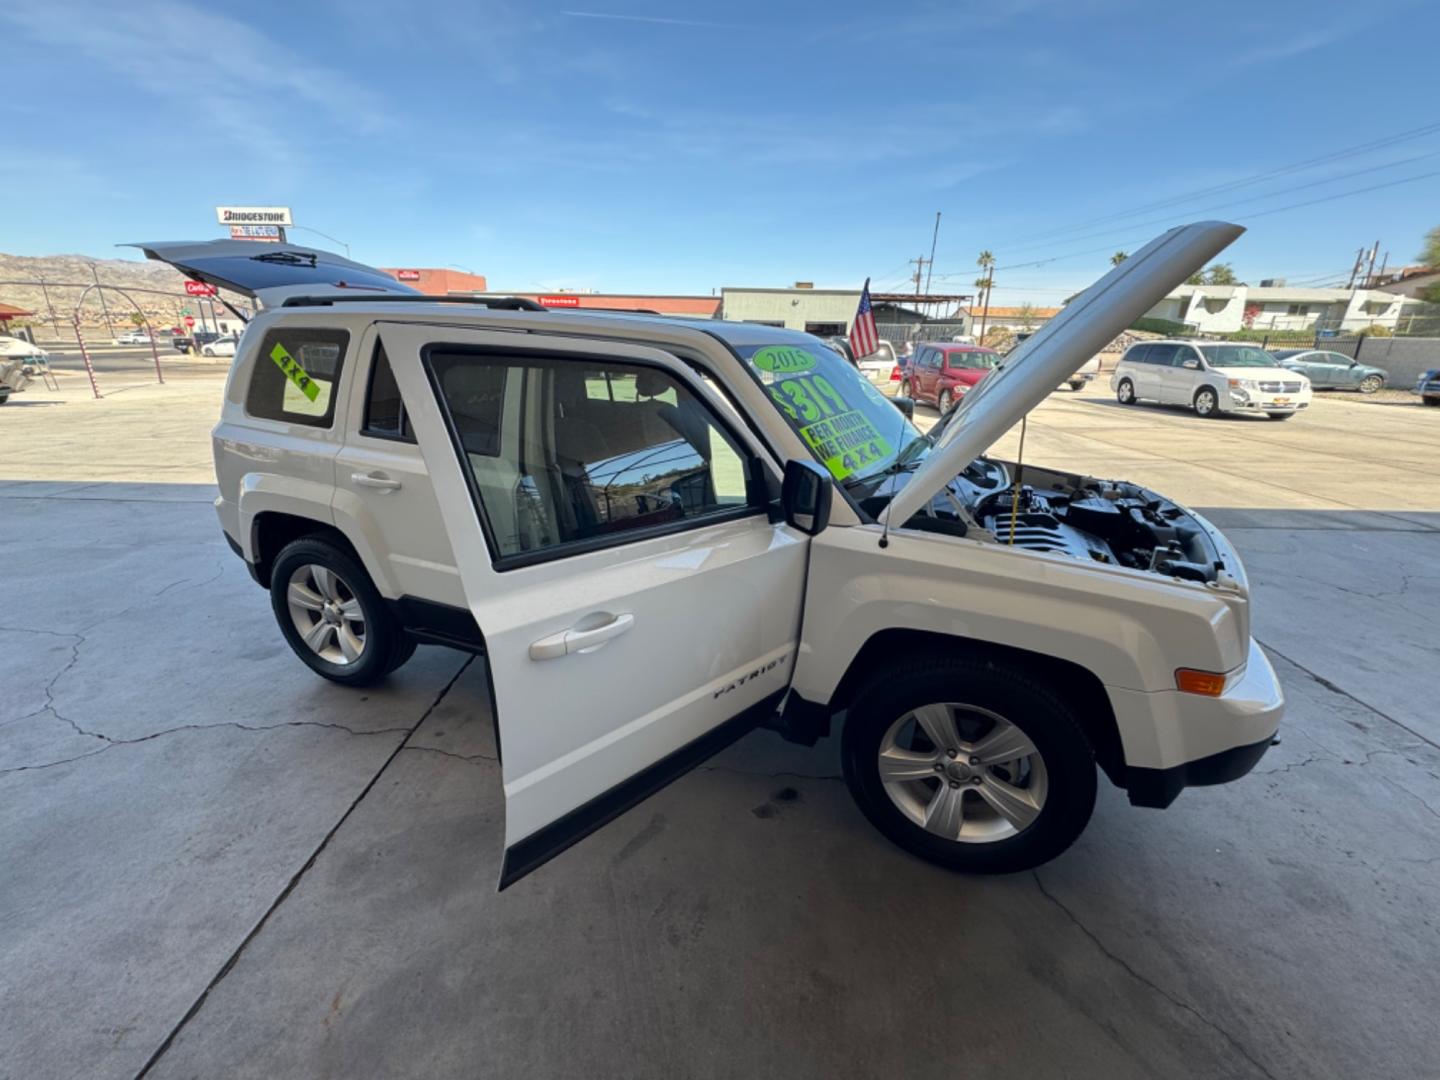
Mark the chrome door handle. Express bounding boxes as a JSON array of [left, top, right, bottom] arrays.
[[529, 613, 635, 661], [352, 472, 402, 491]]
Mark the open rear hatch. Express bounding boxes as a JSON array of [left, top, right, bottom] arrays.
[[123, 239, 418, 308]]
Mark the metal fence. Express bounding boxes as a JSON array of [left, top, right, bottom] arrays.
[[1171, 331, 1439, 386], [875, 320, 972, 346]]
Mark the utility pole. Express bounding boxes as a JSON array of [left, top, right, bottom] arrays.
[[37, 274, 62, 340], [89, 263, 116, 339], [1345, 247, 1366, 289], [909, 254, 930, 297], [1364, 240, 1380, 287], [924, 212, 941, 299]]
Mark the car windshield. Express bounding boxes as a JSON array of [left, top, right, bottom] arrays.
[[735, 341, 920, 486], [1197, 344, 1276, 368]]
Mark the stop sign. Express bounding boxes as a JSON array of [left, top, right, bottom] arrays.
[[184, 316, 195, 327]]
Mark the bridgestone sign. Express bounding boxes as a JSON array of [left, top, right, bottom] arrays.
[[215, 206, 294, 226]]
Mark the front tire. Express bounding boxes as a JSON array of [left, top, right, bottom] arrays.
[[841, 658, 1096, 874], [1194, 386, 1220, 417], [938, 388, 954, 413], [1116, 378, 1135, 405], [270, 536, 411, 686], [1069, 380, 1085, 392], [1359, 374, 1383, 394]]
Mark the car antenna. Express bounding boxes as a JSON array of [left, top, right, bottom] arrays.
[[879, 367, 920, 551], [1007, 415, 1028, 545]]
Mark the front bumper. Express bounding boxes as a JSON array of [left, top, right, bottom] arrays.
[[1108, 637, 1283, 808]]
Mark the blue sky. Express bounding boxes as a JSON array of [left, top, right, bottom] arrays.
[[3, 0, 1437, 305]]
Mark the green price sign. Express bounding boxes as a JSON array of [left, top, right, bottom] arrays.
[[751, 345, 817, 374], [270, 342, 321, 402]]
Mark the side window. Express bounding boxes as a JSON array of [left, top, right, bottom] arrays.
[[428, 352, 755, 563], [245, 327, 349, 427], [1176, 346, 1200, 368], [1126, 345, 1151, 365], [1147, 344, 1178, 367], [361, 342, 415, 442]]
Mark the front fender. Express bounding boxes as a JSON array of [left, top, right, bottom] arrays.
[[791, 523, 1249, 705]]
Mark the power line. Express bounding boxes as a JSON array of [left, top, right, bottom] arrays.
[[997, 149, 1440, 256], [942, 167, 1440, 275], [1004, 119, 1440, 247]]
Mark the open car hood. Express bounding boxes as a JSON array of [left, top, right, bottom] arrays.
[[882, 221, 1245, 529], [123, 239, 418, 307]]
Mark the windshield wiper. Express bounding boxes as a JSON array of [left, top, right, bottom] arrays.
[[251, 251, 318, 267]]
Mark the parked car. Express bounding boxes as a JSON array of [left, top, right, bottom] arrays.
[[1269, 349, 1387, 393], [901, 342, 1003, 412], [857, 341, 898, 386], [1061, 354, 1101, 392], [0, 336, 49, 404], [172, 330, 221, 353], [116, 330, 152, 345], [131, 224, 1282, 890], [202, 335, 239, 357], [1417, 369, 1440, 406], [1112, 340, 1312, 420]]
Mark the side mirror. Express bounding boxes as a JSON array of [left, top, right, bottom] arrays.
[[781, 459, 833, 536], [892, 395, 915, 419], [1182, 358, 1201, 369]]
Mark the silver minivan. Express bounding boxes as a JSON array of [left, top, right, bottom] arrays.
[[1111, 340, 1312, 420]]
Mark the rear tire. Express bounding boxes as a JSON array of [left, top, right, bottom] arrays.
[[269, 536, 411, 686], [841, 658, 1097, 874], [1194, 386, 1220, 417], [1116, 379, 1135, 405], [0, 392, 10, 405], [1424, 397, 1440, 407], [1068, 380, 1085, 392]]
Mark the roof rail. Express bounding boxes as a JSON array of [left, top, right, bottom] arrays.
[[280, 294, 546, 311]]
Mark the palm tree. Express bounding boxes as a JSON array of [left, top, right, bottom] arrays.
[[1110, 251, 1128, 267], [975, 250, 996, 342]]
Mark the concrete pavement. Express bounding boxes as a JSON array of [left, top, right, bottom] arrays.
[[3, 375, 1439, 1078]]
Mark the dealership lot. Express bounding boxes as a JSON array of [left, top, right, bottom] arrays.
[[2, 374, 1438, 1079]]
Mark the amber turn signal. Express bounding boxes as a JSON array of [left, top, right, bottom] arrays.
[[1175, 668, 1228, 696]]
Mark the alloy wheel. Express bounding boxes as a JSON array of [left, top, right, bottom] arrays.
[[1195, 388, 1217, 416], [1360, 375, 1382, 394], [286, 564, 367, 665], [877, 702, 1048, 843], [1117, 380, 1134, 404]]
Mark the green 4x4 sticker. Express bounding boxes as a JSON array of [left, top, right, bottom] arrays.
[[270, 342, 321, 402]]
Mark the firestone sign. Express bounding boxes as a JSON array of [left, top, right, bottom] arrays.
[[215, 206, 293, 227]]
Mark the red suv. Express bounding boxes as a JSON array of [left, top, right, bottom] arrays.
[[901, 343, 1002, 412]]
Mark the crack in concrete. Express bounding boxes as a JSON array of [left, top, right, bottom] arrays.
[[1257, 639, 1440, 756], [133, 656, 475, 1079], [153, 560, 226, 598], [1032, 872, 1280, 1080], [402, 744, 498, 764], [0, 713, 418, 777]]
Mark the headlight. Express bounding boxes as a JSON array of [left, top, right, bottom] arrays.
[[1227, 378, 1258, 390]]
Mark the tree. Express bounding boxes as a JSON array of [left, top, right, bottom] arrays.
[[974, 250, 996, 341], [1186, 263, 1240, 286], [1110, 251, 1128, 267], [1017, 302, 1038, 330], [128, 312, 146, 328], [1418, 226, 1440, 269]]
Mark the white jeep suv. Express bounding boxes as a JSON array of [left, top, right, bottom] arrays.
[[1112, 339, 1312, 419], [134, 222, 1283, 888]]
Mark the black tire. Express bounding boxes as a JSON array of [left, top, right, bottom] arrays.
[[901, 378, 913, 399], [1424, 397, 1440, 407], [1266, 412, 1296, 421], [269, 536, 411, 686], [1358, 374, 1383, 394], [1194, 386, 1220, 417], [1116, 378, 1135, 405], [1068, 381, 1085, 392], [0, 392, 10, 405], [841, 657, 1097, 875], [938, 388, 954, 413]]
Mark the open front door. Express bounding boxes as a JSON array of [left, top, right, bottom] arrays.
[[381, 322, 810, 888]]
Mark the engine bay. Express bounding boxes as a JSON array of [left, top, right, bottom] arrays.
[[902, 458, 1227, 584]]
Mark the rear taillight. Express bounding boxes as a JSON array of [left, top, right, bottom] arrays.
[[890, 366, 901, 381]]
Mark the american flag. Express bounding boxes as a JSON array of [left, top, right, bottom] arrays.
[[849, 278, 879, 359]]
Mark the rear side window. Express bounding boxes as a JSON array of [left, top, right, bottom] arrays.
[[1125, 344, 1152, 364], [245, 327, 349, 427], [362, 343, 416, 442]]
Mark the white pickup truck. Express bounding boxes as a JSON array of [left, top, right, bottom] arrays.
[[133, 222, 1282, 889]]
